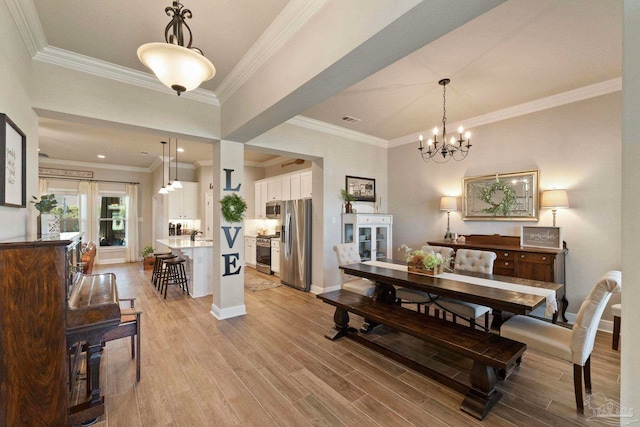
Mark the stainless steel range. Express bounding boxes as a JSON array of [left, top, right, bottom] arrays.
[[256, 235, 275, 274]]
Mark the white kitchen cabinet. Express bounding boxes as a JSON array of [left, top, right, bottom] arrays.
[[267, 178, 282, 201], [342, 214, 393, 261], [254, 169, 311, 211], [290, 174, 301, 200], [254, 181, 267, 218], [245, 236, 256, 267], [168, 181, 199, 219], [271, 239, 280, 275], [301, 171, 312, 198], [281, 175, 291, 201]]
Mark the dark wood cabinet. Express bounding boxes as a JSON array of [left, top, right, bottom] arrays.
[[428, 234, 568, 321], [0, 233, 81, 426]]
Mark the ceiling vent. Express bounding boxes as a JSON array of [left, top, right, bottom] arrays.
[[341, 116, 361, 123]]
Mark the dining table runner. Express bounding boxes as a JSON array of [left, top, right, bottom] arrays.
[[362, 260, 557, 316]]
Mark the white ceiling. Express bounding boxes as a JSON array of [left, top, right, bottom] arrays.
[[31, 0, 622, 168]]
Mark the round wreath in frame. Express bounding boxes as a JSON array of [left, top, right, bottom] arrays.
[[219, 193, 248, 223], [478, 181, 517, 216]]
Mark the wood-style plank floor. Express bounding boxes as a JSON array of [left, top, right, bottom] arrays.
[[88, 262, 620, 426]]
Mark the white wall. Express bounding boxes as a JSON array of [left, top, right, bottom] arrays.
[[247, 122, 388, 293], [0, 1, 39, 238], [621, 0, 640, 414], [388, 92, 622, 318]]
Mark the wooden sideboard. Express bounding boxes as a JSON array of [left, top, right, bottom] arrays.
[[428, 234, 568, 322]]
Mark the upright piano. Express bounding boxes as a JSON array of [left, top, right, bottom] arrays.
[[0, 233, 121, 426]]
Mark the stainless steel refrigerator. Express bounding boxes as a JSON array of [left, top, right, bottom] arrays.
[[280, 198, 312, 291]]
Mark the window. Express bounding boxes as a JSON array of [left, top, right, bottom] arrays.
[[99, 196, 126, 246], [51, 193, 79, 233]]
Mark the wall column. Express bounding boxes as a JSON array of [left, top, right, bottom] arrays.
[[210, 140, 246, 319]]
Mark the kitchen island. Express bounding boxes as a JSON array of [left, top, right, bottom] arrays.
[[156, 238, 214, 298]]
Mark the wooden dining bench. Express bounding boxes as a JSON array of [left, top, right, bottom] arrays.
[[317, 289, 526, 420]]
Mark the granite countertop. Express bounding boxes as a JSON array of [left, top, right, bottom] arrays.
[[157, 238, 214, 248]]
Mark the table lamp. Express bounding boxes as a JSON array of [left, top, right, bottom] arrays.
[[540, 189, 569, 226], [440, 196, 458, 241]]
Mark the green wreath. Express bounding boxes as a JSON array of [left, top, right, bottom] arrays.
[[478, 181, 517, 216], [219, 193, 248, 223]]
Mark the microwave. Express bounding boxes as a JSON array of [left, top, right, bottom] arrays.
[[266, 200, 281, 218]]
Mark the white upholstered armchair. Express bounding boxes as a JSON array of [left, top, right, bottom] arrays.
[[333, 243, 375, 297], [500, 270, 621, 414], [434, 249, 496, 329]]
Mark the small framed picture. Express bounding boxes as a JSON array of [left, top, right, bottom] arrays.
[[346, 175, 375, 202], [0, 114, 26, 208], [521, 226, 563, 249]]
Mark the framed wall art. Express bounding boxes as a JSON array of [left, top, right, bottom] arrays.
[[462, 170, 539, 221], [0, 114, 26, 208], [521, 226, 563, 249], [345, 175, 376, 202]]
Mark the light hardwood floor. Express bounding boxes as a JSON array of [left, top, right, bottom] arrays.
[[88, 262, 620, 426]]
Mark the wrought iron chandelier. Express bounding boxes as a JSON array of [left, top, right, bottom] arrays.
[[137, 2, 216, 96], [418, 79, 472, 163]]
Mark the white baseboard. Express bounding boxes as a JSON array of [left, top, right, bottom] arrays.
[[542, 311, 614, 334], [211, 304, 247, 320]]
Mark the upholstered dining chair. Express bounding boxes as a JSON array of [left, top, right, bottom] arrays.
[[611, 303, 621, 350], [434, 249, 496, 329], [395, 245, 454, 313], [500, 270, 621, 414], [333, 243, 375, 297]]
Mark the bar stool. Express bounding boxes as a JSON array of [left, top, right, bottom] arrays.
[[152, 253, 176, 288], [159, 257, 189, 299]]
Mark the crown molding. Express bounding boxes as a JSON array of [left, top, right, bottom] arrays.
[[39, 158, 152, 173], [389, 77, 623, 148], [34, 46, 220, 105], [5, 0, 47, 57], [216, 0, 329, 104], [194, 159, 281, 168], [244, 161, 265, 168], [287, 115, 389, 148]]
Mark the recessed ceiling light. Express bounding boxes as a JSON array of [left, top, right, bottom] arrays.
[[177, 147, 184, 153], [37, 148, 41, 152], [97, 155, 106, 159]]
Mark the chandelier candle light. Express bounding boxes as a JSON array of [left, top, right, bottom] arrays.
[[418, 79, 472, 163], [137, 2, 216, 96]]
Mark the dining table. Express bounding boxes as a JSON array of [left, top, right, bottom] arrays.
[[339, 259, 565, 331]]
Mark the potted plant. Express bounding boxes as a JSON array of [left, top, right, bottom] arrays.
[[31, 194, 60, 235], [141, 245, 155, 270], [340, 189, 355, 213], [400, 244, 450, 276]]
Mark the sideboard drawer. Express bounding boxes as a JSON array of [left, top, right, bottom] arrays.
[[494, 251, 514, 261], [516, 252, 553, 264]]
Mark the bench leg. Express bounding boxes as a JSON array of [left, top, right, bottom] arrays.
[[360, 319, 379, 334], [325, 307, 356, 341], [461, 361, 502, 420]]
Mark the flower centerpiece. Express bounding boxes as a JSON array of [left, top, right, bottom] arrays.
[[400, 244, 447, 276]]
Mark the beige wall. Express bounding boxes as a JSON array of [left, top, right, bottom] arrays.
[[388, 92, 622, 319], [0, 1, 39, 239]]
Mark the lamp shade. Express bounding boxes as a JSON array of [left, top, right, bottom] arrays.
[[137, 43, 216, 94], [540, 189, 569, 209], [440, 196, 457, 211]]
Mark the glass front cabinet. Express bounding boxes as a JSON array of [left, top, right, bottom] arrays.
[[341, 214, 393, 261]]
